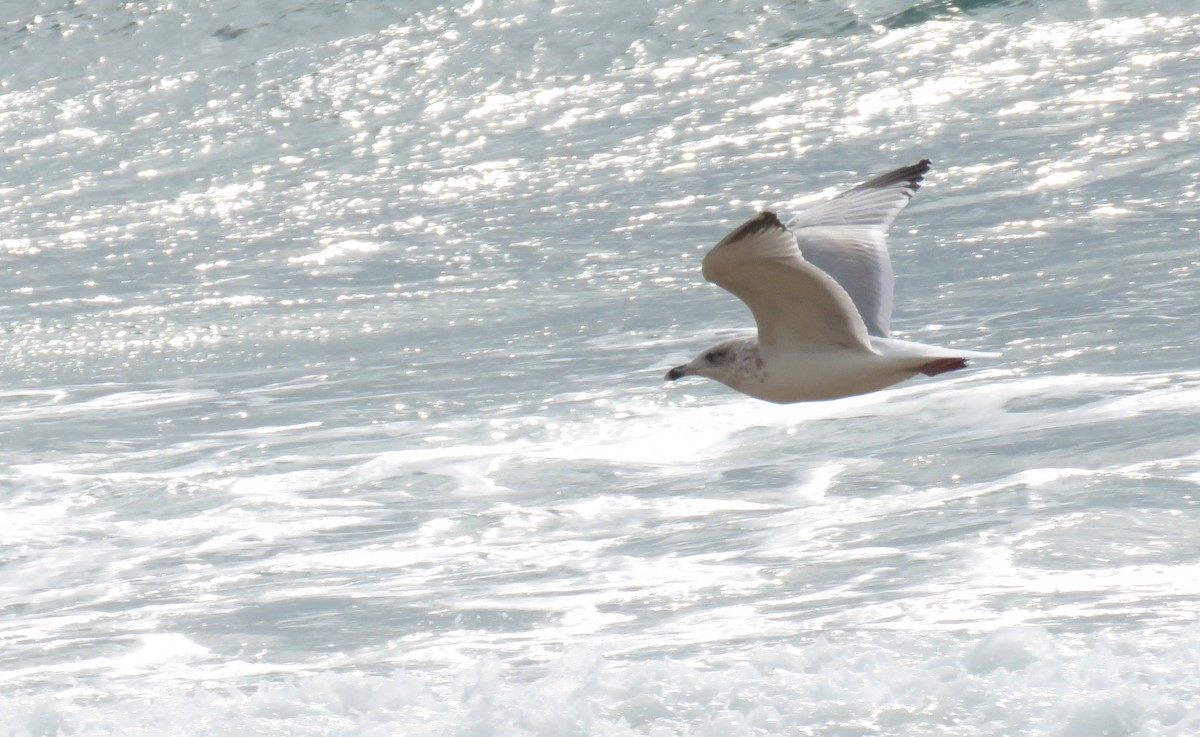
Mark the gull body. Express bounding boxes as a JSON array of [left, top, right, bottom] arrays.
[[665, 160, 996, 404]]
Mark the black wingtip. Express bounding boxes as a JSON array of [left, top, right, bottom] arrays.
[[853, 159, 933, 194], [713, 210, 787, 248]]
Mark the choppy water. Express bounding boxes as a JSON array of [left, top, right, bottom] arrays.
[[2, 0, 1200, 734]]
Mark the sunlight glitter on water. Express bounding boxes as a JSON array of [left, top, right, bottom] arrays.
[[3, 0, 1200, 734]]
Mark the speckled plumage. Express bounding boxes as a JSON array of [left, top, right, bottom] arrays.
[[665, 161, 998, 403]]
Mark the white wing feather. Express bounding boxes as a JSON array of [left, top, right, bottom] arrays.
[[701, 212, 871, 351], [785, 160, 931, 337]]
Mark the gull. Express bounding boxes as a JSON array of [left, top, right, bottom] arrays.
[[664, 159, 997, 403]]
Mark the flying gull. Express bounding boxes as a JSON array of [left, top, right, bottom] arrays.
[[664, 159, 997, 403]]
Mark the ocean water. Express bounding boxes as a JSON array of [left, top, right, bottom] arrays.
[[2, 0, 1199, 734]]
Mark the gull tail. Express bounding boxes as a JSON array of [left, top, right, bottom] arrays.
[[870, 336, 1000, 375], [917, 357, 969, 376]]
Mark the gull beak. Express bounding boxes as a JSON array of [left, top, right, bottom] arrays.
[[665, 364, 691, 382]]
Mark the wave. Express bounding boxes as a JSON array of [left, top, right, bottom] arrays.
[[6, 0, 1197, 92], [4, 629, 1199, 735]]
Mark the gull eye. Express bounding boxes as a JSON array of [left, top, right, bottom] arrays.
[[705, 348, 728, 363]]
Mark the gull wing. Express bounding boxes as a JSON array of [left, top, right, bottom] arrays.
[[701, 211, 871, 351], [785, 159, 931, 338]]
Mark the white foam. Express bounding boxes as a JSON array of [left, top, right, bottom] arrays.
[[3, 630, 1198, 735]]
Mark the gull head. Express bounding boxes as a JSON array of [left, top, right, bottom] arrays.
[[665, 337, 760, 387]]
